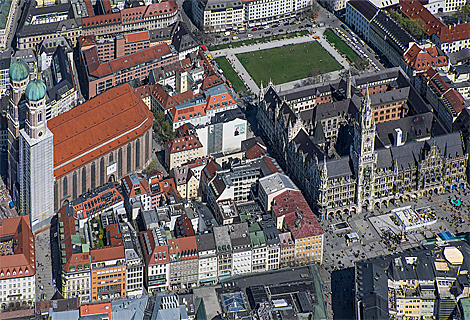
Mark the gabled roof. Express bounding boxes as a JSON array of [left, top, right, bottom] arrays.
[[166, 135, 202, 154], [201, 74, 224, 90], [436, 23, 470, 43], [402, 44, 447, 72], [151, 83, 195, 111], [171, 21, 199, 53], [291, 129, 325, 164], [48, 83, 152, 178], [120, 1, 178, 24], [0, 216, 35, 279], [399, 0, 444, 36], [443, 89, 465, 114], [87, 43, 172, 78], [348, 0, 378, 21]]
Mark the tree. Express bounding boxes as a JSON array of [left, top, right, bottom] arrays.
[[454, 4, 470, 23], [389, 9, 425, 39], [153, 111, 176, 142]]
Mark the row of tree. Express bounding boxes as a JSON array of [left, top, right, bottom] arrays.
[[389, 9, 425, 39]]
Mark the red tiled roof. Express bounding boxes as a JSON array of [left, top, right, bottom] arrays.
[[122, 173, 150, 198], [168, 236, 198, 260], [121, 1, 177, 24], [82, 12, 121, 28], [140, 230, 169, 265], [133, 84, 153, 100], [262, 156, 283, 174], [175, 123, 194, 137], [165, 135, 202, 154], [272, 189, 323, 239], [80, 302, 111, 318], [421, 67, 438, 81], [180, 57, 192, 71], [90, 246, 125, 263], [0, 216, 35, 279], [429, 72, 449, 95], [201, 74, 223, 90], [245, 144, 266, 159], [443, 89, 465, 114], [124, 31, 150, 43], [169, 101, 206, 120], [79, 35, 96, 49], [89, 43, 172, 78], [57, 205, 90, 273], [399, 0, 444, 36], [402, 43, 447, 72], [148, 175, 183, 204], [437, 23, 470, 43], [151, 84, 194, 110], [48, 84, 152, 178], [184, 156, 211, 169], [201, 160, 220, 183]]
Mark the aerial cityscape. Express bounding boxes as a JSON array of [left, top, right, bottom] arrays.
[[0, 0, 470, 318]]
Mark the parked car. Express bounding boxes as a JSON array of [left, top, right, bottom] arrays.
[[279, 29, 284, 32], [223, 37, 229, 41], [265, 31, 271, 34], [298, 25, 303, 29], [252, 27, 258, 31], [233, 36, 239, 40], [247, 34, 253, 37]]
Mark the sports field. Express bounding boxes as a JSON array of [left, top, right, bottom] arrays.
[[236, 41, 341, 85]]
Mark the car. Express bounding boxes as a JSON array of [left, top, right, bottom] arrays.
[[247, 34, 253, 37], [54, 232, 58, 238], [252, 27, 258, 31], [279, 29, 284, 32], [233, 36, 239, 40], [265, 31, 271, 34], [314, 16, 318, 19], [313, 35, 320, 39], [264, 25, 269, 29], [298, 25, 303, 29], [201, 45, 207, 52], [223, 38, 229, 41], [230, 31, 236, 35], [272, 24, 279, 28], [215, 35, 221, 38]]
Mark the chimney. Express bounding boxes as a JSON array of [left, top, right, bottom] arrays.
[[395, 128, 404, 146]]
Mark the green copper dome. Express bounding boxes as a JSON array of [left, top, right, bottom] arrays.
[[9, 59, 30, 82], [25, 79, 47, 102]]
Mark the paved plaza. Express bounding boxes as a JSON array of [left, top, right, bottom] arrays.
[[320, 188, 470, 318]]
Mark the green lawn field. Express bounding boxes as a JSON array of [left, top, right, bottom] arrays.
[[215, 57, 247, 93], [323, 29, 360, 65], [236, 41, 341, 86]]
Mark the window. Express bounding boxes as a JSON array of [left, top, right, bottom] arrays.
[[127, 143, 132, 174], [109, 152, 113, 163], [100, 157, 105, 186], [136, 139, 140, 168], [82, 167, 87, 194], [73, 171, 78, 199], [118, 148, 123, 178], [38, 113, 42, 123], [145, 131, 149, 160], [63, 176, 68, 196], [91, 162, 96, 189]]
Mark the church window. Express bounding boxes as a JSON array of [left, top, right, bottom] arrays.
[[91, 162, 96, 189], [100, 158, 105, 185], [82, 167, 87, 194], [73, 171, 78, 199], [38, 113, 42, 123], [63, 176, 68, 196], [145, 132, 149, 161], [109, 152, 113, 163], [136, 139, 141, 168], [127, 143, 132, 174], [118, 148, 123, 178]]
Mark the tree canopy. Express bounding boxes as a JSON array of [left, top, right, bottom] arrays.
[[389, 9, 425, 40]]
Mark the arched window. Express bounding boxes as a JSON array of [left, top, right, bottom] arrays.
[[118, 148, 123, 178], [82, 167, 87, 194], [73, 171, 78, 199], [136, 139, 140, 169], [100, 157, 105, 186], [145, 131, 149, 161], [127, 143, 132, 174], [91, 162, 96, 189], [63, 176, 68, 196], [109, 152, 113, 163]]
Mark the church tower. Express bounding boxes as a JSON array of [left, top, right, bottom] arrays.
[[7, 59, 30, 206], [19, 78, 54, 231], [351, 85, 377, 213]]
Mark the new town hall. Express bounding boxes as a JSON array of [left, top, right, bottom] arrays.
[[257, 68, 468, 219]]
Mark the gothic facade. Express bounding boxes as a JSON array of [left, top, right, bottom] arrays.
[[258, 80, 468, 219]]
